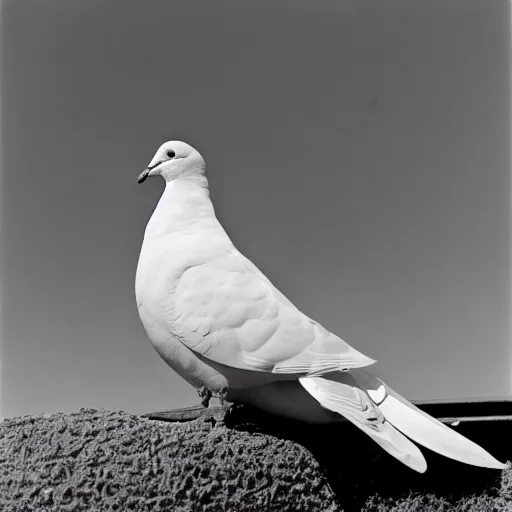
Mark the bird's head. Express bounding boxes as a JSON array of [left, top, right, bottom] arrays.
[[138, 140, 207, 185]]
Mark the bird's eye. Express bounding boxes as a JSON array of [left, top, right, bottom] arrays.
[[166, 150, 175, 158]]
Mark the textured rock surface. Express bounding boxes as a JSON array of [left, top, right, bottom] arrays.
[[0, 406, 510, 511], [0, 408, 340, 512]]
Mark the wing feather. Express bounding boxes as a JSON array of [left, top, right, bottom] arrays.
[[166, 249, 376, 375], [299, 375, 427, 472]]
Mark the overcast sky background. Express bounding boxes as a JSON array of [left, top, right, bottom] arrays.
[[1, 0, 511, 420]]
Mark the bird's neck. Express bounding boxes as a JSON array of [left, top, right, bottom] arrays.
[[144, 178, 217, 238]]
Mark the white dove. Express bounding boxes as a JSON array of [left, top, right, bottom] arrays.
[[135, 140, 506, 473]]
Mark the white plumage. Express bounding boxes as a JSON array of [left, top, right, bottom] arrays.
[[136, 140, 506, 472]]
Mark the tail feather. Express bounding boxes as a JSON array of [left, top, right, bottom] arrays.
[[351, 370, 507, 470], [299, 371, 507, 472], [299, 376, 427, 472]]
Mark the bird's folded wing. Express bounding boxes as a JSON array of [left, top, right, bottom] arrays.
[[166, 249, 376, 375]]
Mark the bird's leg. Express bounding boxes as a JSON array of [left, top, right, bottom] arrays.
[[197, 386, 212, 408], [196, 386, 232, 427], [211, 388, 232, 427], [209, 388, 229, 408]]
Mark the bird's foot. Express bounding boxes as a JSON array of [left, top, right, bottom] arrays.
[[197, 387, 232, 427]]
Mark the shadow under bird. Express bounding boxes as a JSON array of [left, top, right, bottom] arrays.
[[135, 140, 507, 473]]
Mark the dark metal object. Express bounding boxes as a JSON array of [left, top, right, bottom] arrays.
[[143, 405, 225, 422], [143, 397, 512, 424]]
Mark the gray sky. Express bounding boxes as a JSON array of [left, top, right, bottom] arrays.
[[1, 0, 510, 419]]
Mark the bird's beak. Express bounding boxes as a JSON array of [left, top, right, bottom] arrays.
[[137, 160, 165, 184], [137, 168, 151, 184]]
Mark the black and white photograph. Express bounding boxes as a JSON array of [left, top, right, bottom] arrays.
[[1, 0, 511, 510]]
